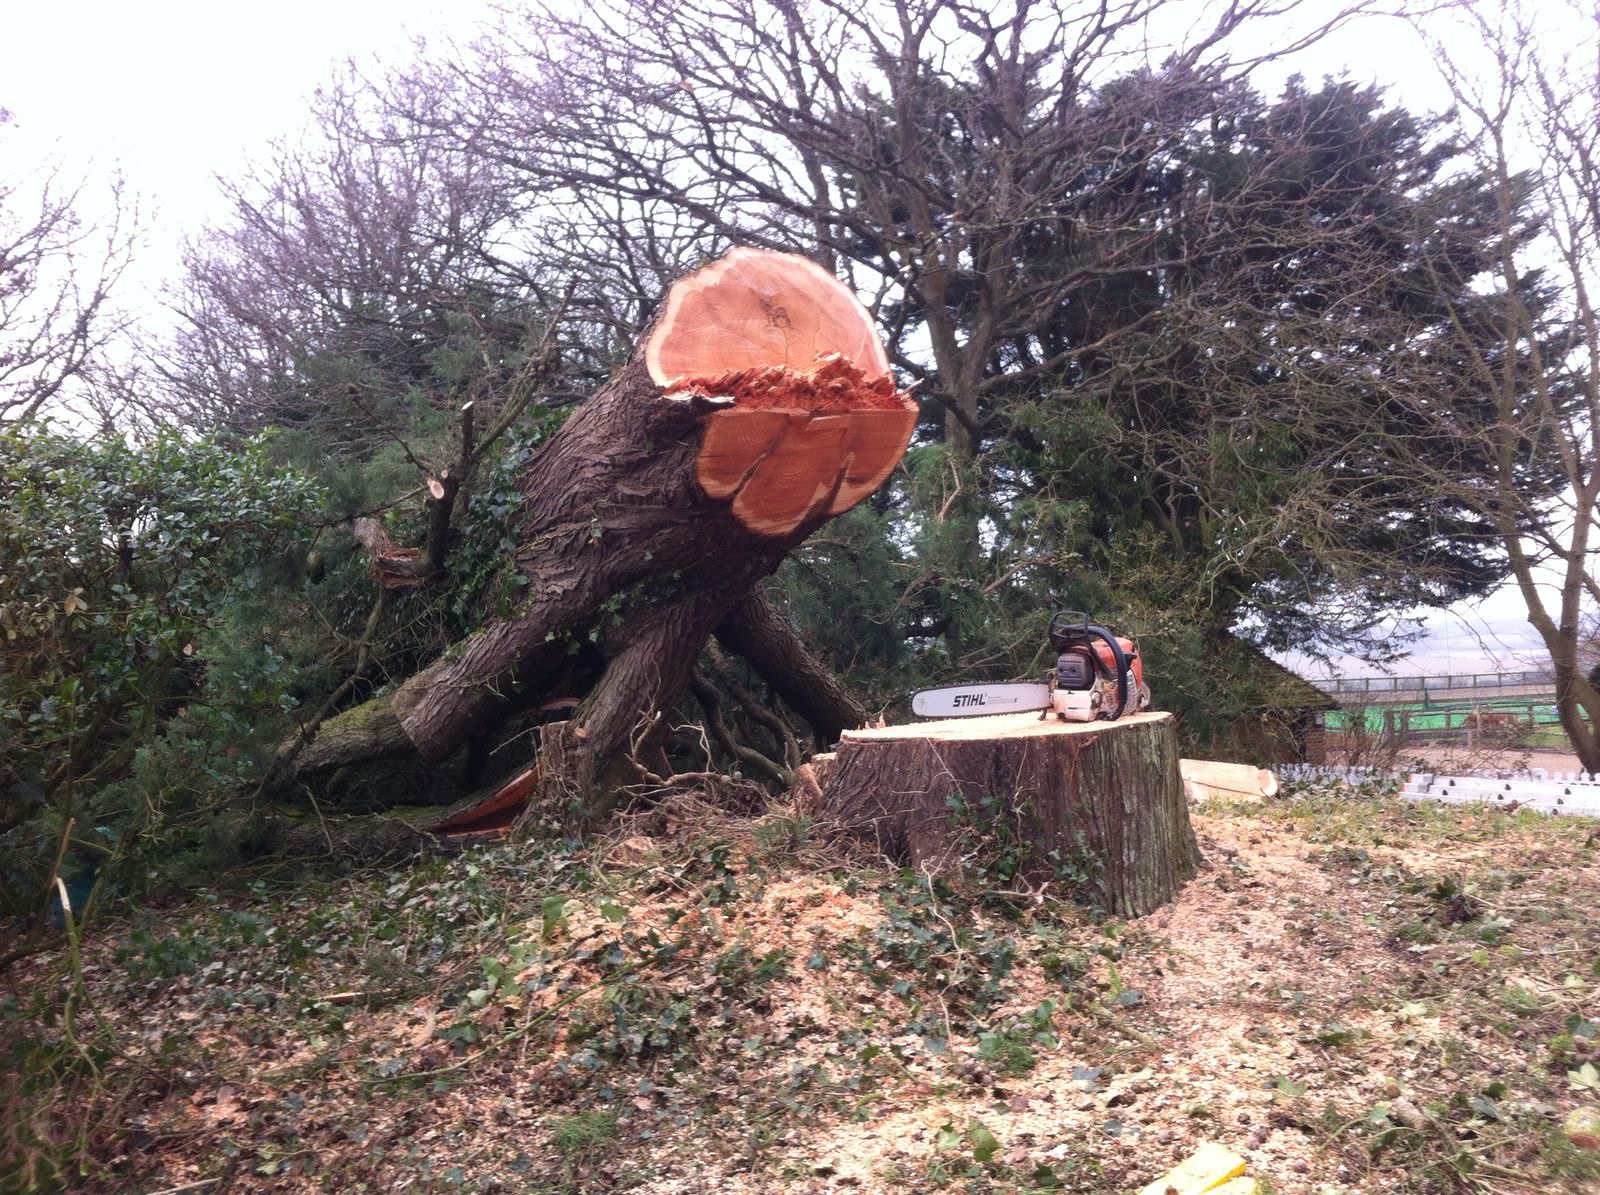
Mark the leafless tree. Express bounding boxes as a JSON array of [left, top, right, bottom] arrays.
[[159, 69, 593, 448], [442, 0, 1391, 456], [405, 0, 1524, 663], [1406, 1, 1600, 769], [0, 113, 137, 426]]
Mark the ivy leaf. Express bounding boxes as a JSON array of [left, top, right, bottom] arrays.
[[1469, 1095, 1503, 1121], [540, 896, 569, 942], [968, 1118, 1000, 1163], [1569, 1062, 1600, 1093]]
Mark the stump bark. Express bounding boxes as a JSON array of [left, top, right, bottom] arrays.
[[819, 711, 1201, 916]]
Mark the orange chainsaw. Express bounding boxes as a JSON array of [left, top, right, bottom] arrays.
[[911, 611, 1151, 722]]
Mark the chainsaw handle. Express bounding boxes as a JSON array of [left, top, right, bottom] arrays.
[[1092, 625, 1131, 718], [1047, 610, 1090, 650]]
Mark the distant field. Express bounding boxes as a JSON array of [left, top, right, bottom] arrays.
[[1523, 727, 1576, 748]]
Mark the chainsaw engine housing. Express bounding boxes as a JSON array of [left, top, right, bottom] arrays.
[[1047, 611, 1149, 721]]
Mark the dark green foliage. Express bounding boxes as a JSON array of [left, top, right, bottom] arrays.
[[912, 80, 1530, 640], [1, 279, 578, 916], [0, 425, 321, 915], [0, 406, 576, 920], [257, 416, 565, 724]]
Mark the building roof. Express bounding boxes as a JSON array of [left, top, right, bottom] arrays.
[[1226, 639, 1339, 711]]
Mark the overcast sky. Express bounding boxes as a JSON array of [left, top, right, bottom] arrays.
[[0, 1, 1573, 678], [3, 0, 496, 291], [1, 0, 1458, 288]]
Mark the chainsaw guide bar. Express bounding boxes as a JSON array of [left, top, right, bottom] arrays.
[[910, 683, 1051, 718]]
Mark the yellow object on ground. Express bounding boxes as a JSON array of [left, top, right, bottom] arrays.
[[1209, 1180, 1261, 1194], [1135, 1141, 1249, 1195]]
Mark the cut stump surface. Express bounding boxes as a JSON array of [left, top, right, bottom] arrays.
[[819, 711, 1201, 916]]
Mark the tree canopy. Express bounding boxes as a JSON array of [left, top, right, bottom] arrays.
[[169, 3, 1548, 683]]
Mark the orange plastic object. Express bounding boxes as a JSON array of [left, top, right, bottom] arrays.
[[1090, 638, 1145, 693]]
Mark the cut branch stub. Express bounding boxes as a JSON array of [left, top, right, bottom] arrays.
[[649, 247, 917, 536], [351, 516, 425, 589]]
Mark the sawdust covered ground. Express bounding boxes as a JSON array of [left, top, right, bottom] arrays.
[[5, 786, 1599, 1194]]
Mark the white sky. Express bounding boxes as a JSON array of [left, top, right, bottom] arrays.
[[0, 1, 1451, 301], [3, 0, 496, 296], [4, 0, 489, 167], [0, 1, 1581, 678]]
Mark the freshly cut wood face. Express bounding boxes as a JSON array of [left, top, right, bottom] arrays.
[[648, 247, 917, 537], [1179, 758, 1279, 799], [648, 247, 890, 385], [842, 710, 1172, 742]]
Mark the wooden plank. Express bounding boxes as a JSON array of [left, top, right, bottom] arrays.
[[1180, 759, 1278, 800]]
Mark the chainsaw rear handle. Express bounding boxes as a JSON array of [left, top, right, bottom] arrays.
[[1047, 610, 1130, 718]]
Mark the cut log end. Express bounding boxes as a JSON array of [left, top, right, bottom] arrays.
[[647, 247, 889, 386], [351, 516, 427, 588], [696, 401, 916, 535], [1179, 758, 1280, 801], [647, 248, 916, 537]]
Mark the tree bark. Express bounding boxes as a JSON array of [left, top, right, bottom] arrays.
[[275, 249, 914, 814], [714, 587, 870, 743], [819, 711, 1201, 917]]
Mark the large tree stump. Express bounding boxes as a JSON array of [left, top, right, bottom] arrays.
[[820, 711, 1201, 916]]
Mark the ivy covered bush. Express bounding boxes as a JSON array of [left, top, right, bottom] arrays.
[[0, 425, 322, 918]]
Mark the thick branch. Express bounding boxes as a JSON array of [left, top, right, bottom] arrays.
[[715, 586, 870, 745]]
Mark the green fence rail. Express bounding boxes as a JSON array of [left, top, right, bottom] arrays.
[[1326, 698, 1564, 737]]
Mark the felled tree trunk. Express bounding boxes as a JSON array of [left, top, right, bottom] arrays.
[[276, 249, 913, 814], [818, 711, 1201, 916]]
